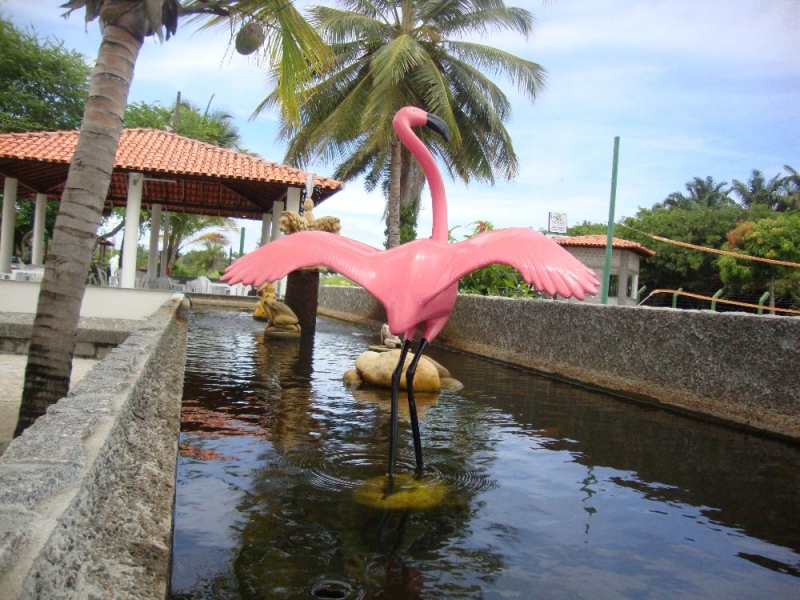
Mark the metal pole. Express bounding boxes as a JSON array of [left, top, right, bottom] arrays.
[[710, 288, 724, 311], [601, 136, 620, 305], [672, 287, 683, 309], [239, 227, 245, 258], [173, 91, 181, 131], [757, 291, 770, 315]]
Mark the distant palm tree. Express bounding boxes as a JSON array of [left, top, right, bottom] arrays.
[[659, 176, 732, 209], [782, 164, 800, 210], [176, 97, 241, 148], [264, 0, 546, 247], [184, 231, 231, 273], [16, 0, 329, 436], [165, 214, 237, 270], [731, 169, 787, 211]]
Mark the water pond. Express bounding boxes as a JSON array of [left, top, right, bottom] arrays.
[[170, 309, 800, 599]]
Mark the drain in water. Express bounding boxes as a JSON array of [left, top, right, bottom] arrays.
[[310, 579, 356, 599]]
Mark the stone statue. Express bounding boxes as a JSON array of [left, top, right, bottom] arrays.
[[253, 283, 301, 335], [380, 324, 402, 348], [280, 198, 341, 235]]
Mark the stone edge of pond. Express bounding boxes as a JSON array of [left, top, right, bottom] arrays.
[[318, 286, 800, 444], [0, 295, 189, 600]]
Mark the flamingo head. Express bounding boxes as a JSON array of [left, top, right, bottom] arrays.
[[393, 106, 451, 143]]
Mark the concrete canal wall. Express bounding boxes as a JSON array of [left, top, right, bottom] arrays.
[[0, 289, 188, 599], [318, 286, 800, 442], [0, 281, 796, 598]]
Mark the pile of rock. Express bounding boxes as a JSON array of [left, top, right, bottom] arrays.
[[343, 347, 462, 391]]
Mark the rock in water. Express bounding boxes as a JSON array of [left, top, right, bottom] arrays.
[[354, 349, 441, 391]]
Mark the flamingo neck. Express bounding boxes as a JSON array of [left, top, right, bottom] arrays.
[[395, 121, 448, 242]]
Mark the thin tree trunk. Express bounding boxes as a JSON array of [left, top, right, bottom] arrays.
[[387, 140, 402, 249], [15, 23, 143, 436]]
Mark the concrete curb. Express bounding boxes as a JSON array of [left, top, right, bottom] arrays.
[[1, 285, 795, 598], [0, 296, 189, 599], [0, 314, 142, 358], [318, 286, 800, 442]]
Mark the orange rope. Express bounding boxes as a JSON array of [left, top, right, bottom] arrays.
[[644, 289, 800, 316], [617, 224, 800, 268], [649, 235, 800, 268]]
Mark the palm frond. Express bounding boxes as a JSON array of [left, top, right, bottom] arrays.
[[446, 40, 546, 99], [273, 0, 542, 196], [183, 0, 330, 125], [421, 1, 535, 39], [370, 35, 430, 95]]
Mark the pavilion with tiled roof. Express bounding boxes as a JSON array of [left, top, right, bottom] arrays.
[[553, 234, 655, 258], [0, 128, 343, 219], [553, 234, 655, 306], [0, 128, 344, 287]]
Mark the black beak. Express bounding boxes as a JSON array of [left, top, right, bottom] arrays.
[[425, 113, 451, 143]]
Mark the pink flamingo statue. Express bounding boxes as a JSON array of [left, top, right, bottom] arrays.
[[223, 106, 599, 482]]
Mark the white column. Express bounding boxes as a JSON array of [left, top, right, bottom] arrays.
[[1, 177, 18, 273], [31, 192, 47, 266], [159, 211, 171, 278], [271, 199, 285, 295], [147, 203, 162, 277], [275, 187, 302, 297], [261, 212, 272, 246], [270, 200, 284, 242], [120, 172, 143, 289], [286, 186, 301, 214]]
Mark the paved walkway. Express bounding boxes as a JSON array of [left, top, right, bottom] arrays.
[[0, 355, 98, 456]]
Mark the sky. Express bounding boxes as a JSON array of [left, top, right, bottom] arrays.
[[2, 0, 799, 253]]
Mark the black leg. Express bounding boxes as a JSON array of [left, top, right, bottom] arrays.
[[405, 338, 429, 471], [388, 339, 413, 478]]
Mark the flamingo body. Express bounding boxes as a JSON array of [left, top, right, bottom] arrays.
[[222, 106, 599, 482], [222, 227, 599, 340]]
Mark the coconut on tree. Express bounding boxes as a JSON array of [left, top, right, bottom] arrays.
[[15, 0, 329, 436]]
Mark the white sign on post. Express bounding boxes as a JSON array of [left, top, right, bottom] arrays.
[[548, 212, 568, 234]]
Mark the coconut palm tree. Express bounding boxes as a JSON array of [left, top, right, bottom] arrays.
[[658, 176, 732, 210], [782, 164, 800, 210], [174, 97, 242, 149], [731, 169, 787, 212], [163, 213, 238, 270], [261, 0, 546, 248], [15, 0, 329, 436], [184, 230, 232, 274]]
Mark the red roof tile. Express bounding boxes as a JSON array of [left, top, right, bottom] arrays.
[[0, 128, 343, 219], [554, 234, 656, 257]]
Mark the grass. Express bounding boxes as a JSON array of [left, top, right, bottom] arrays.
[[320, 273, 357, 286]]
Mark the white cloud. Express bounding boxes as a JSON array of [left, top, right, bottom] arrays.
[[506, 0, 800, 71]]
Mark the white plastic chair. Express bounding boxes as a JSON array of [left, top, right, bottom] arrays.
[[135, 273, 152, 289], [187, 276, 211, 294], [152, 277, 174, 290]]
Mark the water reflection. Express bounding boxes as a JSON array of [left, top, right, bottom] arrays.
[[171, 310, 800, 599], [448, 359, 800, 556]]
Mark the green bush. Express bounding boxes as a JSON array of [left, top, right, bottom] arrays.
[[450, 221, 538, 297]]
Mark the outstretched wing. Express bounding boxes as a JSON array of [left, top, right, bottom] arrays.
[[438, 228, 599, 301], [222, 231, 381, 288]]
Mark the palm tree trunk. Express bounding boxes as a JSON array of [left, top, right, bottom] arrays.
[[15, 23, 143, 437], [387, 140, 402, 249]]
